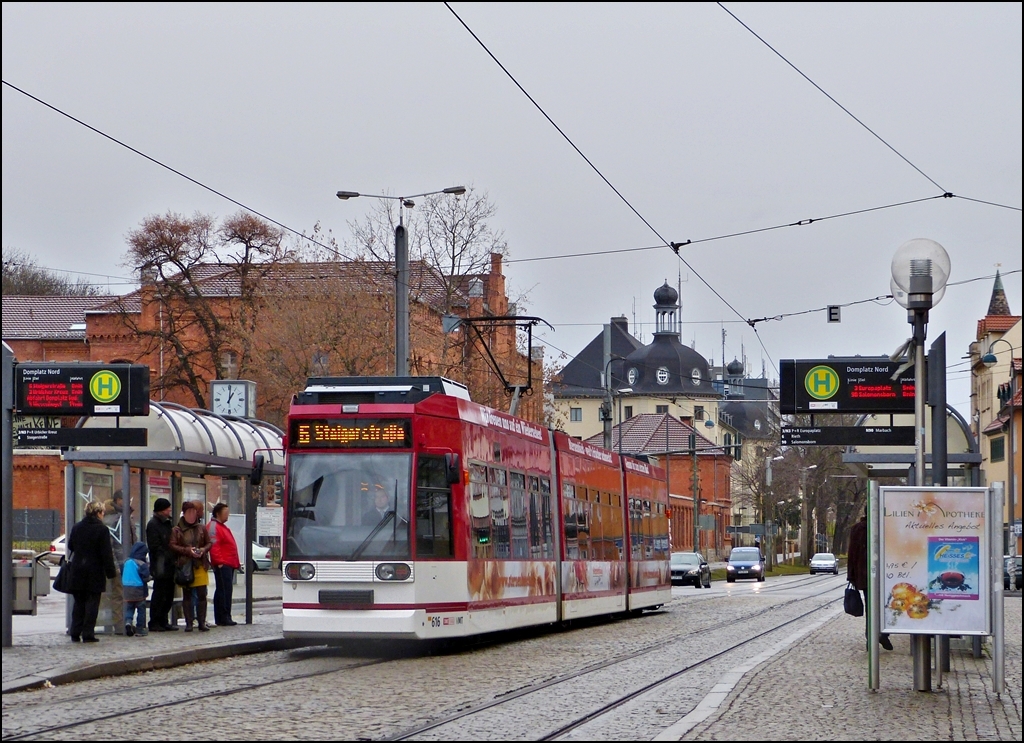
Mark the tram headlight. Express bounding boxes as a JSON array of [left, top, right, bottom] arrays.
[[285, 563, 316, 581], [375, 563, 412, 581]]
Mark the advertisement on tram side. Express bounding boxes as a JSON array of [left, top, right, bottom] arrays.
[[467, 560, 558, 602], [561, 560, 627, 595], [879, 487, 990, 635]]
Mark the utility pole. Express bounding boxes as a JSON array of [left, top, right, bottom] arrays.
[[690, 432, 699, 553]]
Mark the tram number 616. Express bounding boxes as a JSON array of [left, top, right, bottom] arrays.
[[429, 616, 442, 628]]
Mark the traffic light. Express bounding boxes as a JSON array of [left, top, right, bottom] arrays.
[[273, 480, 283, 503]]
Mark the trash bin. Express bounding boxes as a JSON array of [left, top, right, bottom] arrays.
[[12, 560, 36, 615], [12, 553, 51, 615]]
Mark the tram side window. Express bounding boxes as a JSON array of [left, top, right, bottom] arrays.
[[469, 463, 492, 558], [540, 476, 554, 559], [509, 472, 529, 559], [630, 498, 644, 560], [528, 476, 542, 558], [576, 489, 591, 560], [415, 455, 454, 558], [563, 483, 579, 559], [488, 467, 511, 559]]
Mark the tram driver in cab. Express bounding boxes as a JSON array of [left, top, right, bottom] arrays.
[[362, 487, 406, 526]]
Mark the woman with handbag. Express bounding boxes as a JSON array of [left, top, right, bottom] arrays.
[[848, 509, 893, 651], [170, 500, 212, 632], [66, 500, 117, 642]]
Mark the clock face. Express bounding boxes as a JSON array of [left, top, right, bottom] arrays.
[[212, 382, 248, 417], [627, 368, 638, 385]]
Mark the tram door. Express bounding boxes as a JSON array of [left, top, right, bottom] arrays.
[[415, 455, 455, 558]]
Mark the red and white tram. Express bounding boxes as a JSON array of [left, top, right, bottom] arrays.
[[280, 377, 670, 640]]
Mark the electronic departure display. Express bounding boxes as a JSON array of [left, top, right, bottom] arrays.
[[15, 363, 150, 417], [780, 358, 915, 414], [290, 418, 412, 449]]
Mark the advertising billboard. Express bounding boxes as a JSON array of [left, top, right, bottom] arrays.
[[879, 487, 990, 636]]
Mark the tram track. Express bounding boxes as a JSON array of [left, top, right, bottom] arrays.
[[3, 578, 844, 741], [384, 583, 843, 740], [1, 657, 387, 741]]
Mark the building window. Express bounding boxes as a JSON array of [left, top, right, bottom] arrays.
[[694, 406, 704, 421], [570, 407, 582, 422], [656, 405, 668, 414], [991, 436, 1005, 463], [624, 406, 633, 419]]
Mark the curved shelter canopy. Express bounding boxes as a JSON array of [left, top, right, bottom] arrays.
[[64, 401, 284, 477]]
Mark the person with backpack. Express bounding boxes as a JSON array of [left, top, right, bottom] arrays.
[[121, 541, 151, 636]]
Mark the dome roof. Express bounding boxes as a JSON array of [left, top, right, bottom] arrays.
[[727, 358, 744, 376], [653, 281, 678, 307], [623, 335, 717, 396]]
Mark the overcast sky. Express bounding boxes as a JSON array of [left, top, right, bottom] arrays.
[[3, 3, 1021, 418]]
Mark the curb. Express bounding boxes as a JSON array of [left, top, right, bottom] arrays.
[[2, 636, 312, 694]]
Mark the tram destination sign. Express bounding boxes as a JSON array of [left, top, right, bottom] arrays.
[[779, 358, 915, 414], [15, 363, 150, 417], [781, 426, 915, 447], [290, 418, 412, 449]]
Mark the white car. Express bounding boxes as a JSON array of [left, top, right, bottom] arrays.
[[249, 542, 273, 572], [809, 552, 839, 575], [48, 534, 67, 566]]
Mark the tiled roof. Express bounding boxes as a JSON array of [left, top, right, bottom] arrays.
[[583, 412, 726, 457], [2, 295, 119, 339], [113, 260, 463, 312], [976, 315, 1020, 339]]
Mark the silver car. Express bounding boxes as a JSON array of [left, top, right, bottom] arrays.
[[809, 552, 839, 575]]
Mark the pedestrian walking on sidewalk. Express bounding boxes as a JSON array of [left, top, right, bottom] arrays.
[[122, 541, 151, 636], [208, 503, 241, 627], [146, 497, 178, 632], [67, 501, 117, 643], [848, 509, 893, 651], [171, 500, 212, 632]]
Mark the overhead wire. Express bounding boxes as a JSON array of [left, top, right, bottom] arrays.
[[1, 79, 344, 260], [717, 3, 1022, 214], [443, 2, 777, 373]]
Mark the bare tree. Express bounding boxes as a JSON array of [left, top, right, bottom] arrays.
[[117, 211, 287, 407], [2, 247, 99, 296]]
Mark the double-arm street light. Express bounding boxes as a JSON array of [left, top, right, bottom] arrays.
[[336, 186, 466, 376], [983, 337, 1019, 556]]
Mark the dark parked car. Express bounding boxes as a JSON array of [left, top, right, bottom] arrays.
[[726, 546, 766, 583], [671, 551, 711, 588]]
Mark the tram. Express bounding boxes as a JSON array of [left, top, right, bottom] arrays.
[[280, 376, 670, 640]]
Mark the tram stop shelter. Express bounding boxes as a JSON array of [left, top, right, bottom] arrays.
[[61, 401, 284, 629]]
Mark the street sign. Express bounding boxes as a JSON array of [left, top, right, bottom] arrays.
[[780, 358, 915, 414], [827, 305, 841, 323], [16, 428, 148, 448], [781, 426, 915, 447], [15, 363, 149, 417]]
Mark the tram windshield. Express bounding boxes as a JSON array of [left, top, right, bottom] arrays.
[[285, 453, 411, 560]]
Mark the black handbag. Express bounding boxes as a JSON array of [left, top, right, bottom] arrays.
[[52, 554, 73, 594], [844, 583, 864, 617], [174, 559, 194, 587]]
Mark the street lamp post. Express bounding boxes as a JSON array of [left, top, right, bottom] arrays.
[[983, 338, 1018, 557], [336, 186, 466, 376], [601, 356, 625, 450], [891, 238, 950, 693], [799, 464, 817, 565]]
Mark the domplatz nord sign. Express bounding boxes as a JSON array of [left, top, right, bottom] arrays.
[[780, 358, 915, 414]]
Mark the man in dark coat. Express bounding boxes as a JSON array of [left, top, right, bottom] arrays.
[[67, 501, 117, 642], [146, 498, 178, 631], [848, 510, 893, 650]]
